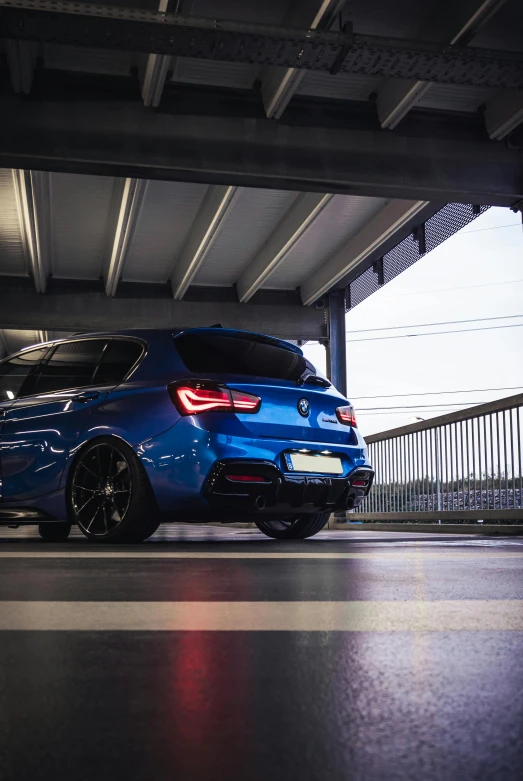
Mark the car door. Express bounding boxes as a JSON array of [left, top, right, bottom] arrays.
[[0, 339, 110, 502], [0, 346, 51, 501]]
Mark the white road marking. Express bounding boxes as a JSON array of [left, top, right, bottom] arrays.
[[0, 550, 522, 560], [0, 600, 522, 631]]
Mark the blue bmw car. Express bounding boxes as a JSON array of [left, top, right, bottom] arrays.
[[0, 328, 373, 542]]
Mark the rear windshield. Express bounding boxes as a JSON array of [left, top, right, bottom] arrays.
[[174, 332, 307, 381]]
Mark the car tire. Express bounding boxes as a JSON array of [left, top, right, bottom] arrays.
[[254, 512, 330, 540], [68, 436, 161, 544], [38, 521, 72, 542]]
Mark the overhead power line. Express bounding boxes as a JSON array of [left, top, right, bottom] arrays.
[[357, 409, 469, 415], [351, 386, 523, 400], [347, 313, 523, 334], [346, 323, 523, 343], [358, 402, 483, 411], [380, 278, 523, 298], [456, 223, 522, 235]]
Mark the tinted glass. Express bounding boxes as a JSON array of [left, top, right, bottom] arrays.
[[175, 333, 306, 380], [32, 340, 107, 395], [0, 348, 49, 401], [94, 340, 143, 385]]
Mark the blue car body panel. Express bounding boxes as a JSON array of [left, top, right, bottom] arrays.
[[0, 328, 372, 521]]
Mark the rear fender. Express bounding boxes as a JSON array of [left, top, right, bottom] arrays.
[[58, 427, 135, 490]]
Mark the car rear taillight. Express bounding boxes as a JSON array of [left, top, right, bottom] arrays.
[[336, 404, 357, 427], [229, 389, 260, 411], [168, 380, 261, 415]]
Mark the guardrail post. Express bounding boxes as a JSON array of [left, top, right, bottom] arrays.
[[435, 427, 442, 523]]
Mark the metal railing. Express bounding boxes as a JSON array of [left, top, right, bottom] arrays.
[[356, 393, 523, 523]]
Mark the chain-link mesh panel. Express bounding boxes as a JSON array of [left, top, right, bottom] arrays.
[[348, 203, 489, 310]]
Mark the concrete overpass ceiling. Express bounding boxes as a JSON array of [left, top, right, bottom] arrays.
[[0, 0, 520, 340]]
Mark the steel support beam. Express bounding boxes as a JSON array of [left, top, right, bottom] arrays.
[[377, 0, 508, 129], [2, 79, 522, 206], [485, 90, 523, 140], [5, 39, 36, 94], [142, 54, 171, 108], [326, 289, 347, 396], [300, 201, 429, 305], [11, 169, 51, 293], [1, 1, 523, 89], [262, 0, 346, 119], [237, 193, 334, 302], [141, 0, 195, 107], [171, 185, 240, 300], [104, 178, 147, 297], [0, 281, 326, 340], [0, 1, 348, 71], [0, 330, 7, 360], [141, 0, 172, 109]]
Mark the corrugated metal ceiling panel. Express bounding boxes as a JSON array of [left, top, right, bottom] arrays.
[[44, 45, 134, 76], [171, 58, 258, 89], [472, 1, 523, 53], [0, 168, 26, 277], [266, 195, 388, 289], [1, 329, 41, 356], [190, 0, 291, 24], [416, 84, 495, 112], [123, 180, 208, 283], [50, 173, 116, 280], [1, 329, 93, 358], [345, 0, 434, 37], [296, 72, 381, 101], [193, 188, 299, 287]]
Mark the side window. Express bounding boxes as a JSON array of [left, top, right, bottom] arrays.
[[32, 340, 108, 395], [0, 348, 49, 401], [94, 340, 143, 385]]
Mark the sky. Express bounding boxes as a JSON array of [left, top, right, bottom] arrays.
[[303, 206, 523, 438]]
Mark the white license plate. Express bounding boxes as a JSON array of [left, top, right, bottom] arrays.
[[286, 453, 343, 475]]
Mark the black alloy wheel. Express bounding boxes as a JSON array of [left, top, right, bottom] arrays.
[[255, 512, 330, 540], [38, 521, 72, 542], [70, 438, 160, 543]]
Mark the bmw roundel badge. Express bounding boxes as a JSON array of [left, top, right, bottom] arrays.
[[298, 398, 310, 417]]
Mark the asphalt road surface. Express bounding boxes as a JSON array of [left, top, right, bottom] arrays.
[[1, 524, 522, 781]]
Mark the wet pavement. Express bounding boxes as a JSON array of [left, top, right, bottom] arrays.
[[1, 524, 522, 780]]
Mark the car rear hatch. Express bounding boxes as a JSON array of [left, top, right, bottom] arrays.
[[224, 378, 352, 444], [172, 329, 354, 445]]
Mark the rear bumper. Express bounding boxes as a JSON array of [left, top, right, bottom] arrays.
[[136, 417, 372, 515], [204, 460, 374, 515]]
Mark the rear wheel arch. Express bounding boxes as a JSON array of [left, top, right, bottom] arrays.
[[60, 429, 135, 491]]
